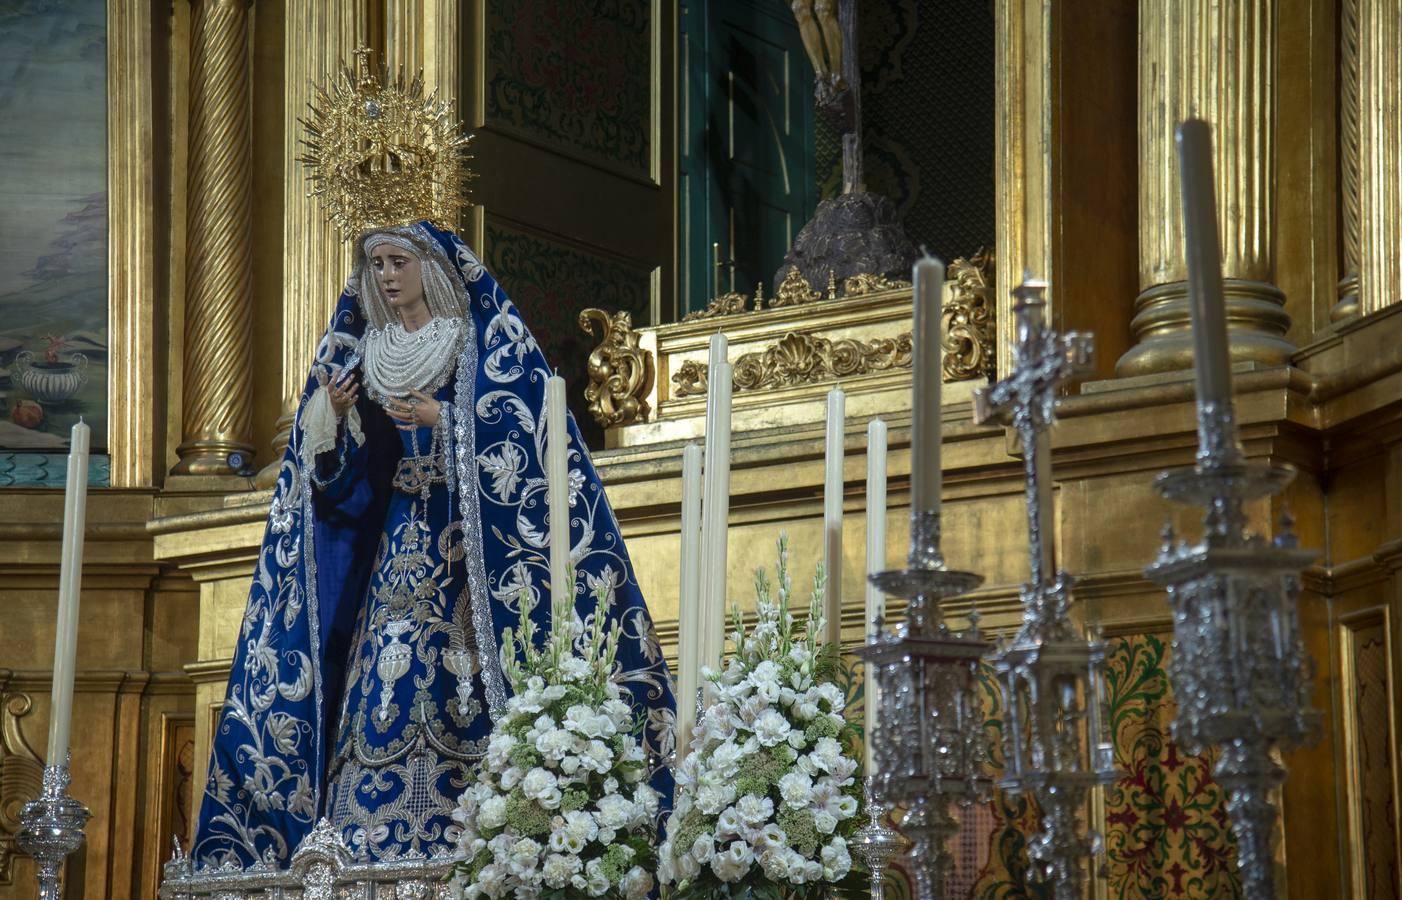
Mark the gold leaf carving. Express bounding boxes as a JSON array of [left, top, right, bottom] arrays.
[[943, 249, 996, 381], [672, 331, 913, 398], [681, 291, 750, 323], [771, 267, 823, 307], [579, 308, 655, 428], [843, 272, 911, 297]]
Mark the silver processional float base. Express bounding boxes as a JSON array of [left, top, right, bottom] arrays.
[[158, 820, 457, 900]]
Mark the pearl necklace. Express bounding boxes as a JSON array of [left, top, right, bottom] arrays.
[[361, 316, 466, 403]]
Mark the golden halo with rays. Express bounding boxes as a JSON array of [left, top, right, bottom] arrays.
[[299, 48, 475, 241]]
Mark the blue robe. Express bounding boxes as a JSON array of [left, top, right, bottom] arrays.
[[192, 223, 675, 870]]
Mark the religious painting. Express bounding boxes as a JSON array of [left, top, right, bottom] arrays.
[[0, 0, 109, 480]]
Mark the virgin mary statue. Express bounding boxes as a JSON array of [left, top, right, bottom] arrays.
[[188, 63, 675, 873]]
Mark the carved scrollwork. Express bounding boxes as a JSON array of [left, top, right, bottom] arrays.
[[772, 267, 824, 307], [844, 272, 911, 297], [0, 679, 43, 885], [681, 291, 750, 323], [579, 308, 655, 429], [943, 249, 996, 381], [672, 331, 913, 398]]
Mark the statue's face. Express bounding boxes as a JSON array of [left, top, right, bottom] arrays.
[[369, 242, 426, 312]]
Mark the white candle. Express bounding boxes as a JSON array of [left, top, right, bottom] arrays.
[[864, 418, 888, 634], [912, 255, 944, 514], [47, 419, 90, 767], [863, 417, 887, 774], [675, 443, 704, 760], [699, 334, 732, 684], [823, 388, 846, 646], [1176, 120, 1234, 411], [546, 377, 571, 609]]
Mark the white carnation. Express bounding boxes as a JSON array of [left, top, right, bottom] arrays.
[[779, 771, 813, 808], [542, 852, 582, 888], [476, 795, 507, 831], [752, 709, 791, 746]]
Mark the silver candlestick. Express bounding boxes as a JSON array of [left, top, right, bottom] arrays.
[[858, 509, 989, 900], [18, 757, 91, 900], [847, 776, 906, 899], [1142, 119, 1321, 898], [974, 278, 1117, 900], [1146, 367, 1318, 900]]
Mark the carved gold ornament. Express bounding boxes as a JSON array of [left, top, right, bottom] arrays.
[[579, 308, 655, 428], [943, 250, 997, 380], [681, 291, 750, 323], [772, 267, 824, 307], [672, 331, 914, 398], [300, 49, 474, 240], [844, 272, 911, 297]]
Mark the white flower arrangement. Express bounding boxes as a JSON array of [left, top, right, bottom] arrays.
[[659, 536, 863, 899], [453, 574, 659, 899]]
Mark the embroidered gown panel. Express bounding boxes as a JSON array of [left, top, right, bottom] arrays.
[[320, 391, 490, 861]]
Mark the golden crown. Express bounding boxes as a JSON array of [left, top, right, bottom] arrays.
[[300, 49, 474, 240]]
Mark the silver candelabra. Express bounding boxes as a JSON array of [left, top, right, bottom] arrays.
[[847, 776, 907, 899], [18, 757, 90, 900], [1145, 396, 1319, 899], [974, 278, 1117, 900], [858, 509, 990, 900]]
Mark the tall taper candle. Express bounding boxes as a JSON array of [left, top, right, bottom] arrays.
[[864, 418, 889, 634], [676, 443, 705, 759], [912, 255, 944, 514], [546, 377, 571, 607], [47, 419, 90, 767], [700, 334, 733, 683], [1177, 119, 1233, 411], [823, 388, 846, 646], [863, 417, 887, 773]]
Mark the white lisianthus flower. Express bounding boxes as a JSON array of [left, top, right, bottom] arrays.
[[821, 836, 852, 880], [690, 832, 717, 863], [621, 865, 654, 900], [814, 810, 839, 835], [711, 841, 755, 882]]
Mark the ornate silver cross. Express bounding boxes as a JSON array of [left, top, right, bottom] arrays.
[[974, 276, 1115, 900]]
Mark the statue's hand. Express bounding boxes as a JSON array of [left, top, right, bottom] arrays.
[[326, 371, 360, 417], [386, 389, 441, 430]]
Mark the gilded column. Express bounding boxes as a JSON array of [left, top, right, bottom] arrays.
[[1333, 0, 1361, 321], [174, 0, 256, 474], [256, 2, 366, 488], [1357, 0, 1402, 316], [1118, 0, 1294, 378]]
